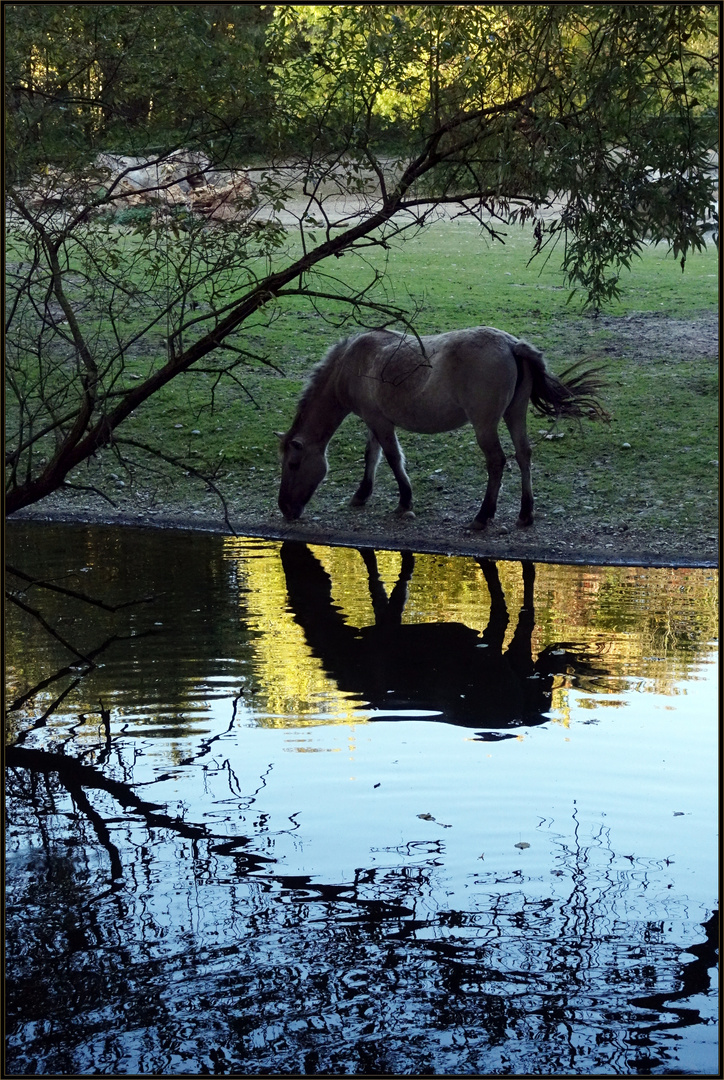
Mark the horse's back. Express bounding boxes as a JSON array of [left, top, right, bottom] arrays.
[[334, 330, 447, 429], [335, 327, 522, 433]]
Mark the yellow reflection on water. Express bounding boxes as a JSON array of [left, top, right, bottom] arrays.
[[6, 526, 717, 745], [223, 540, 369, 724], [223, 537, 718, 729], [313, 546, 504, 636]]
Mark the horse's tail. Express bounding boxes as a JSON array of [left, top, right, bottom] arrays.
[[512, 340, 609, 422]]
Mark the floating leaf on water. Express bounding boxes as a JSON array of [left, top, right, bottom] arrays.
[[515, 841, 530, 849], [417, 813, 435, 821]]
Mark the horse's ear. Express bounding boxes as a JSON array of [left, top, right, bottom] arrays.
[[273, 431, 285, 440]]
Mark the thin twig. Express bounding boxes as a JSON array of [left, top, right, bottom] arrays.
[[114, 436, 236, 534], [60, 481, 119, 507]]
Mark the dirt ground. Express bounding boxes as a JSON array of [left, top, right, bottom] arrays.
[[9, 312, 718, 569], [13, 498, 717, 569]]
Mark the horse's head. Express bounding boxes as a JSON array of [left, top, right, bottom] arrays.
[[276, 431, 328, 520]]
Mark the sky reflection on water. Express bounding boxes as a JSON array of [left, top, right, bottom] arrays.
[[5, 523, 719, 1075]]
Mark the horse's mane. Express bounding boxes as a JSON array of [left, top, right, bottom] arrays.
[[293, 338, 350, 423], [293, 329, 407, 425]]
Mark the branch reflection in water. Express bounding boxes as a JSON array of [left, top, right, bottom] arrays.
[[5, 523, 718, 1075], [6, 759, 718, 1075]]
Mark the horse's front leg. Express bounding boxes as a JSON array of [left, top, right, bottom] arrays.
[[350, 430, 382, 508], [358, 547, 388, 618], [471, 431, 506, 530], [476, 558, 509, 649], [375, 423, 415, 518]]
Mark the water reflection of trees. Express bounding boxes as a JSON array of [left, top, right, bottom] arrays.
[[280, 542, 608, 733], [230, 539, 718, 721], [6, 754, 716, 1075], [5, 522, 255, 743], [5, 523, 718, 1074], [6, 523, 718, 737]]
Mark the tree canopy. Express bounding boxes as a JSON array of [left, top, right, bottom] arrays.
[[5, 3, 719, 514]]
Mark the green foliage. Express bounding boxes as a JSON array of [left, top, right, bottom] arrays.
[[264, 4, 717, 304], [110, 206, 154, 226], [4, 3, 719, 514], [4, 3, 274, 177]]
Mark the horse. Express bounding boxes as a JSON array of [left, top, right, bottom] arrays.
[[276, 326, 607, 529]]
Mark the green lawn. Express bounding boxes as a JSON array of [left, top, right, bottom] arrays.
[[8, 217, 718, 539]]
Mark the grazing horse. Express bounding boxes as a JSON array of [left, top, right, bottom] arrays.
[[277, 326, 606, 529]]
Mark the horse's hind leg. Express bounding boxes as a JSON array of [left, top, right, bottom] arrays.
[[350, 430, 382, 507], [470, 430, 506, 530], [504, 394, 534, 527]]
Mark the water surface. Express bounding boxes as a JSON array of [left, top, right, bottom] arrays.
[[5, 522, 718, 1075]]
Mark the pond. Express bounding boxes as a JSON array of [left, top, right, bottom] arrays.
[[5, 521, 718, 1076]]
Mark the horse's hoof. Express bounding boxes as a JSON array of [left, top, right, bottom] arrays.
[[350, 497, 366, 508], [516, 516, 534, 529], [396, 508, 415, 519], [469, 518, 489, 531]]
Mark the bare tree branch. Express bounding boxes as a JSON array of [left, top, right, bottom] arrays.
[[112, 435, 236, 533]]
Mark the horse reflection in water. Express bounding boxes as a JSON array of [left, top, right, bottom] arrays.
[[280, 542, 604, 735]]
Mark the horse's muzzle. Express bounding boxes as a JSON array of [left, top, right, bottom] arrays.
[[279, 501, 301, 521]]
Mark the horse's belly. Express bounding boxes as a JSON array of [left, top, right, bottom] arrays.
[[392, 399, 468, 433], [354, 375, 467, 433]]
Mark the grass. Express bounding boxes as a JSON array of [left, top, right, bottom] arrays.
[[12, 217, 719, 544]]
